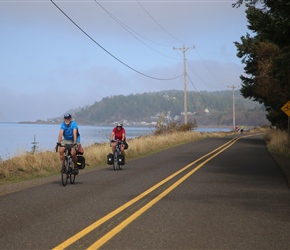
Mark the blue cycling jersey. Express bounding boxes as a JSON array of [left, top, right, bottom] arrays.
[[60, 120, 79, 142]]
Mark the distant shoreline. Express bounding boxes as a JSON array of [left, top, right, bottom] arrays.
[[0, 121, 238, 130]]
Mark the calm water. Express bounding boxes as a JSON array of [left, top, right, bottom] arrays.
[[0, 123, 230, 160]]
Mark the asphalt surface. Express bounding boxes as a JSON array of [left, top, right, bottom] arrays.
[[1, 133, 290, 249]]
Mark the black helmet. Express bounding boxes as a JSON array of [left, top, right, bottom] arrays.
[[117, 122, 123, 128], [64, 113, 71, 119]]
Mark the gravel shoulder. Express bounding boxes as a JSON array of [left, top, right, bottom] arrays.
[[271, 153, 290, 188], [0, 166, 100, 197]]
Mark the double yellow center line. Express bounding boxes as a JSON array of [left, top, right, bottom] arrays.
[[54, 135, 254, 249]]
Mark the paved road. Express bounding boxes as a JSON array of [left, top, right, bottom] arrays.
[[1, 133, 290, 249]]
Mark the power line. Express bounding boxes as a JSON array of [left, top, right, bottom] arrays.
[[50, 0, 183, 81], [136, 0, 192, 46], [135, 1, 228, 90], [195, 48, 226, 88], [187, 74, 212, 110], [187, 62, 217, 90], [135, 1, 226, 91], [94, 0, 180, 60]]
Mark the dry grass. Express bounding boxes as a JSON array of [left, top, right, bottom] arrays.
[[3, 127, 287, 186], [264, 129, 290, 157], [0, 130, 229, 185]]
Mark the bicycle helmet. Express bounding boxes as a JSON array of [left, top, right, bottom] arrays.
[[116, 122, 123, 128], [64, 113, 72, 119]]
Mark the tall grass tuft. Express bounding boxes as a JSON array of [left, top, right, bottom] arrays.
[[0, 151, 59, 183], [264, 129, 290, 156]]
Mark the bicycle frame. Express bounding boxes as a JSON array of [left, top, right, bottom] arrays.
[[59, 144, 76, 186], [111, 140, 124, 171]]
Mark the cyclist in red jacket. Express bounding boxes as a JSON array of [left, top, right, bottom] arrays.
[[110, 122, 126, 155]]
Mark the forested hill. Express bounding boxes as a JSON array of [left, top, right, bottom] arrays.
[[48, 90, 269, 127]]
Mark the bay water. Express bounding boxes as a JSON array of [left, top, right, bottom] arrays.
[[0, 123, 230, 160]]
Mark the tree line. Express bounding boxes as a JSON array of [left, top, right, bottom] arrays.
[[233, 0, 290, 129], [63, 90, 269, 127]]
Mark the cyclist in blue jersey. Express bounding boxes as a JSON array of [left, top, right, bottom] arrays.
[[57, 113, 80, 173]]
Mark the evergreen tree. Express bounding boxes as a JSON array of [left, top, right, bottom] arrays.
[[234, 0, 290, 129]]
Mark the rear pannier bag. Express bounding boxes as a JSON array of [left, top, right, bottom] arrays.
[[77, 155, 86, 169], [124, 141, 129, 150], [107, 153, 113, 165]]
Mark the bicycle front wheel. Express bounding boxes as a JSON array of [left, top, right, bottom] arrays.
[[65, 157, 75, 184], [70, 165, 76, 184], [118, 153, 125, 170], [113, 151, 118, 171], [70, 172, 76, 184], [61, 159, 68, 186], [118, 154, 122, 170]]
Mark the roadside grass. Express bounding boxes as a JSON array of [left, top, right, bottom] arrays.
[[1, 127, 287, 186], [0, 130, 228, 185], [264, 129, 290, 157]]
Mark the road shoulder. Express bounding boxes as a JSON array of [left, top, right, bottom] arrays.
[[271, 153, 290, 188]]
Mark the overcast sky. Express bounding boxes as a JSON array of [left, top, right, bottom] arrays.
[[0, 0, 248, 122]]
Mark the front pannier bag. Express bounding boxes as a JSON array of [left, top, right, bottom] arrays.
[[107, 153, 113, 165], [117, 154, 124, 165]]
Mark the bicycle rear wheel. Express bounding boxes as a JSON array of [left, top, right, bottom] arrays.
[[61, 159, 68, 186]]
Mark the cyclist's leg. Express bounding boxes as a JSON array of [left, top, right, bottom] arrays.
[[71, 149, 77, 165], [59, 147, 65, 162], [59, 139, 70, 162], [71, 149, 78, 175], [120, 145, 125, 155], [111, 142, 116, 154]]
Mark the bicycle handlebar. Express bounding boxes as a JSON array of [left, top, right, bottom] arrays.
[[55, 143, 76, 152], [110, 139, 124, 143]]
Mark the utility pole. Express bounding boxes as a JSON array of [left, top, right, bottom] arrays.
[[227, 85, 239, 130], [173, 45, 194, 124]]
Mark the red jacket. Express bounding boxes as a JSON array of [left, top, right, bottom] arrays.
[[112, 127, 126, 141]]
